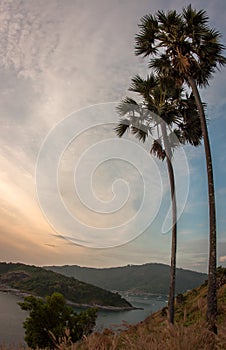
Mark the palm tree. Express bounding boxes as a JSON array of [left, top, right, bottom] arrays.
[[135, 5, 226, 332], [115, 74, 201, 324]]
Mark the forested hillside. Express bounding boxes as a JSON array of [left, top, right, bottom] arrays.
[[0, 262, 132, 308], [46, 263, 207, 294]]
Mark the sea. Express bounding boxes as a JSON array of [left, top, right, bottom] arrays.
[[0, 291, 167, 345]]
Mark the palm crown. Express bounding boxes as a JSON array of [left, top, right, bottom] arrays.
[[115, 74, 202, 160], [135, 5, 226, 86]]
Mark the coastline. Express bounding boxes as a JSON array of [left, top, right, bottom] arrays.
[[0, 285, 30, 298], [0, 285, 141, 311], [67, 300, 142, 311]]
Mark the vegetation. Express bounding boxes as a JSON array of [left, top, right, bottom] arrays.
[[46, 263, 207, 295], [18, 292, 97, 349], [134, 5, 226, 331], [115, 70, 202, 324], [65, 269, 226, 349], [2, 268, 226, 349], [0, 262, 132, 308]]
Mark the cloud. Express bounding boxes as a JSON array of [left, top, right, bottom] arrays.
[[0, 0, 62, 79], [0, 0, 225, 268], [218, 187, 226, 196]]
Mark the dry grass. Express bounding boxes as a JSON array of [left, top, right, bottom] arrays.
[[0, 346, 26, 350], [75, 323, 226, 350], [4, 321, 225, 350], [1, 283, 226, 349], [43, 320, 226, 350], [48, 282, 226, 350]]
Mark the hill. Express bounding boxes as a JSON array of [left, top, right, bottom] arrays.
[[45, 263, 207, 295], [75, 267, 226, 350], [0, 262, 132, 309]]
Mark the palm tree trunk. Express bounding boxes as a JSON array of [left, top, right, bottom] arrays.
[[161, 121, 177, 325], [187, 76, 217, 333]]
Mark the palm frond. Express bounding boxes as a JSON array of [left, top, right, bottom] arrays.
[[182, 5, 209, 28], [157, 10, 183, 29], [135, 14, 159, 57], [131, 125, 148, 142], [129, 74, 157, 96], [180, 115, 202, 146], [178, 94, 203, 145], [114, 121, 130, 137], [116, 97, 139, 116], [150, 139, 166, 160], [149, 54, 171, 74], [149, 55, 184, 86]]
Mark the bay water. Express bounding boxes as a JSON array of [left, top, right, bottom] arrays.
[[0, 291, 167, 345]]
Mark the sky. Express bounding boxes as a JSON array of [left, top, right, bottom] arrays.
[[0, 0, 226, 273]]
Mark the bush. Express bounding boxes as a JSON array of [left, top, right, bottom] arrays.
[[18, 292, 97, 349]]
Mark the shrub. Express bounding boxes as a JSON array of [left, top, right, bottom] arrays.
[[18, 292, 97, 349]]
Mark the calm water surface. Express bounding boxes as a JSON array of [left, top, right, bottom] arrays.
[[0, 291, 167, 345], [95, 293, 167, 331], [0, 292, 27, 344]]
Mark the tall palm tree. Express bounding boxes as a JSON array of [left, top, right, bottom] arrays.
[[115, 74, 202, 324], [135, 5, 226, 332]]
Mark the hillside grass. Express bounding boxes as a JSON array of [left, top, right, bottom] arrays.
[[74, 282, 226, 350], [1, 277, 226, 349]]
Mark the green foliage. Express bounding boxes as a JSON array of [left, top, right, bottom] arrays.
[[115, 73, 202, 162], [18, 292, 97, 349], [135, 6, 226, 87], [0, 262, 131, 308], [47, 263, 207, 295]]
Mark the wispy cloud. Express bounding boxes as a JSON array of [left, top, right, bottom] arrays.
[[0, 0, 225, 268], [219, 256, 226, 263], [218, 187, 226, 196]]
